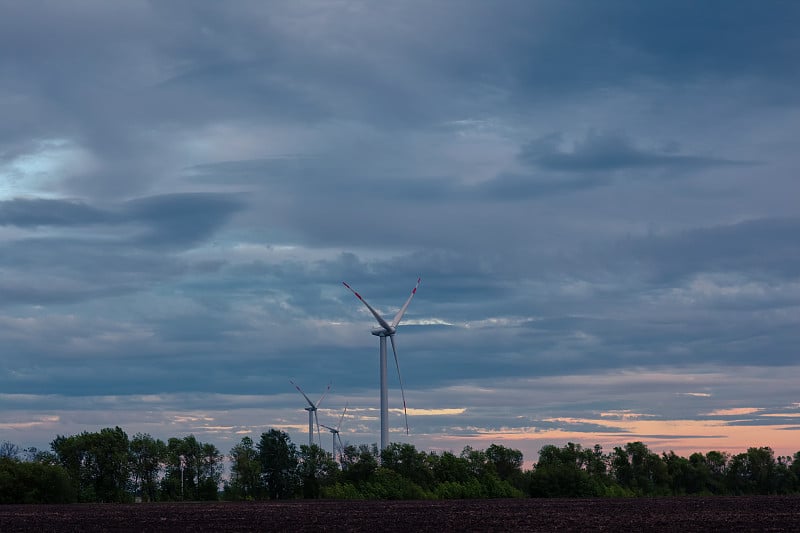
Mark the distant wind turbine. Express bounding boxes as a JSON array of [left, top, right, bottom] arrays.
[[290, 380, 331, 447], [320, 403, 348, 462], [343, 278, 420, 450]]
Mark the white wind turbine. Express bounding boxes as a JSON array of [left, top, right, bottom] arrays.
[[320, 403, 348, 462], [343, 278, 420, 451], [290, 380, 331, 448]]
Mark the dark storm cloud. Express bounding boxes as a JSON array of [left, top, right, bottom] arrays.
[[0, 193, 243, 243], [491, 1, 800, 103], [625, 217, 800, 283], [476, 172, 605, 200], [598, 1, 800, 83], [5, 0, 792, 164], [0, 237, 183, 306], [0, 198, 111, 227], [519, 131, 751, 174], [0, 278, 111, 306], [186, 156, 458, 207], [0, 193, 244, 307], [3, 1, 797, 134], [123, 193, 244, 248]]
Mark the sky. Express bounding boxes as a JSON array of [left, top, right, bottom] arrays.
[[1, 1, 799, 467]]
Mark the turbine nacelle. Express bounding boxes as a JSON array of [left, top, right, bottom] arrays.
[[371, 327, 395, 337]]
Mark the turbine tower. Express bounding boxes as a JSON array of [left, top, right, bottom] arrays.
[[343, 278, 420, 451], [290, 380, 330, 447], [320, 403, 348, 462]]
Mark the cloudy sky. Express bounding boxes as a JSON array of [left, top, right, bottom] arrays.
[[1, 1, 799, 466]]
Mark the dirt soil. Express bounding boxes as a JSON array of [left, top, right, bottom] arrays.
[[1, 496, 799, 532]]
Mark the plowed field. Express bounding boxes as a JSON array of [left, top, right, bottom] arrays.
[[1, 496, 799, 532]]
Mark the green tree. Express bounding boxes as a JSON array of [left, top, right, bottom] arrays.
[[727, 447, 777, 495], [51, 433, 91, 500], [529, 443, 607, 497], [460, 446, 491, 478], [686, 452, 713, 494], [775, 454, 797, 494], [430, 451, 471, 485], [585, 444, 609, 480], [51, 427, 131, 502], [381, 443, 435, 491], [611, 441, 669, 496], [662, 451, 692, 495], [160, 435, 221, 501], [161, 438, 187, 500], [788, 451, 800, 493], [298, 444, 339, 498], [198, 442, 223, 500], [363, 466, 428, 499], [228, 436, 262, 500], [340, 443, 379, 490], [485, 443, 524, 486], [88, 427, 131, 502], [257, 429, 299, 499], [426, 450, 483, 499], [704, 450, 729, 494], [130, 433, 167, 502], [162, 436, 200, 500], [458, 445, 522, 498]]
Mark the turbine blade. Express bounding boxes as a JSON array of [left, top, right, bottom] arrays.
[[320, 424, 336, 432], [314, 411, 322, 447], [343, 281, 393, 332], [316, 382, 332, 408], [337, 402, 348, 431], [389, 334, 409, 435], [391, 277, 421, 328], [290, 379, 315, 409]]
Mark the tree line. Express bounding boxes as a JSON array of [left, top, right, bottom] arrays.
[[0, 429, 222, 503], [2, 428, 800, 503]]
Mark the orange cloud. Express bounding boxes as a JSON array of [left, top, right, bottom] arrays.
[[703, 407, 763, 416]]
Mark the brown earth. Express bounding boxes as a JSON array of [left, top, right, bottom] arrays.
[[1, 496, 799, 532]]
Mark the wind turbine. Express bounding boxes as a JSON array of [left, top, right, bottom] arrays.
[[320, 403, 348, 462], [343, 278, 420, 451], [290, 380, 330, 448]]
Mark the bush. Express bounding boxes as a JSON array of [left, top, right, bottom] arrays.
[[529, 465, 596, 497], [362, 468, 431, 500], [434, 481, 467, 499], [0, 458, 76, 504], [321, 482, 364, 499], [601, 483, 635, 497], [481, 474, 524, 498]]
